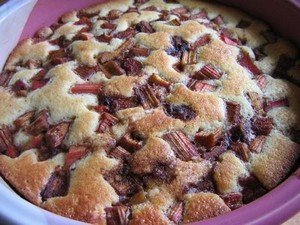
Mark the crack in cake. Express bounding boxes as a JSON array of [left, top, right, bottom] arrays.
[[0, 0, 299, 224]]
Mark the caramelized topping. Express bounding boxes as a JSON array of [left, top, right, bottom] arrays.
[[109, 146, 131, 161], [134, 84, 160, 109], [41, 167, 70, 201], [148, 74, 171, 88], [226, 102, 241, 123], [105, 206, 130, 225], [221, 192, 243, 210], [64, 146, 87, 168], [97, 112, 119, 133], [45, 122, 70, 149], [181, 50, 198, 65], [70, 83, 102, 94], [249, 135, 266, 153], [168, 202, 183, 224], [195, 128, 222, 149], [14, 111, 35, 129], [164, 103, 196, 121], [264, 98, 289, 112], [26, 110, 50, 135], [118, 133, 143, 152], [232, 141, 250, 162], [193, 64, 222, 80], [136, 21, 155, 33], [238, 51, 261, 75], [252, 116, 273, 135], [188, 79, 217, 92], [122, 58, 143, 75], [163, 131, 199, 161]]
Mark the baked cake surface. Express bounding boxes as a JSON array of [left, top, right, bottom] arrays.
[[0, 0, 299, 224]]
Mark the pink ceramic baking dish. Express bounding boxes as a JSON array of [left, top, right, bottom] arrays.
[[0, 0, 299, 225]]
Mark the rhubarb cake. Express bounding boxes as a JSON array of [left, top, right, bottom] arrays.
[[0, 0, 299, 224]]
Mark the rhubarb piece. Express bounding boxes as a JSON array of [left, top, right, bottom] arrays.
[[171, 6, 188, 15], [212, 15, 224, 26], [72, 32, 92, 41], [188, 79, 217, 92], [0, 71, 14, 87], [167, 36, 189, 58], [74, 16, 93, 29], [93, 105, 109, 113], [14, 111, 35, 129], [70, 83, 102, 94], [115, 27, 136, 39], [168, 202, 183, 224], [190, 34, 211, 50], [273, 54, 295, 78], [31, 79, 48, 91], [264, 98, 289, 112], [220, 33, 239, 46], [168, 18, 181, 26], [101, 22, 117, 30], [45, 122, 70, 149], [0, 127, 18, 158], [193, 64, 222, 80], [96, 34, 113, 43], [239, 175, 266, 203], [12, 80, 29, 97], [74, 65, 101, 79], [249, 135, 266, 153], [24, 134, 44, 150], [41, 167, 70, 201], [236, 20, 251, 28], [247, 92, 263, 112], [195, 128, 222, 149], [203, 144, 227, 160], [252, 116, 273, 136], [64, 146, 87, 168], [134, 84, 160, 109], [118, 133, 142, 152], [181, 50, 198, 65], [232, 141, 250, 162], [255, 75, 267, 89], [221, 192, 243, 210], [109, 146, 131, 161], [190, 10, 207, 20], [105, 206, 129, 225], [226, 102, 241, 123], [164, 103, 196, 121], [6, 146, 19, 158], [26, 110, 50, 135], [49, 36, 72, 48], [49, 49, 71, 65], [136, 21, 155, 33], [99, 95, 138, 113], [142, 6, 158, 11], [261, 30, 277, 43], [106, 9, 123, 20], [163, 131, 199, 161], [102, 61, 125, 77], [38, 146, 61, 161], [122, 58, 143, 75], [238, 51, 261, 75], [173, 62, 184, 73], [148, 74, 171, 88], [98, 112, 119, 133], [129, 47, 150, 57]]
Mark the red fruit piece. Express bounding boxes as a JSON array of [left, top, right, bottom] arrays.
[[249, 135, 266, 153], [102, 61, 125, 77], [168, 202, 183, 224], [163, 131, 199, 161], [101, 22, 117, 30], [14, 111, 35, 129], [164, 103, 196, 121], [0, 127, 19, 158], [171, 6, 189, 15], [226, 102, 241, 123], [74, 17, 92, 31], [181, 50, 198, 65], [122, 58, 143, 75], [134, 84, 160, 109], [93, 105, 109, 113], [129, 47, 150, 57], [99, 95, 138, 113], [264, 98, 289, 112], [255, 75, 267, 89], [221, 192, 243, 210], [195, 128, 222, 149], [64, 146, 87, 168], [97, 112, 119, 133], [252, 116, 273, 136], [238, 51, 261, 75], [114, 28, 136, 39], [239, 175, 266, 203], [72, 32, 92, 41], [109, 146, 131, 161], [106, 9, 123, 20], [232, 141, 251, 162], [203, 144, 227, 160], [188, 79, 217, 92], [148, 74, 170, 88], [96, 34, 113, 43], [26, 110, 50, 135], [0, 71, 14, 87], [24, 134, 44, 150], [12, 80, 29, 97], [212, 15, 224, 26], [118, 133, 142, 152], [190, 34, 211, 50], [41, 167, 70, 201], [45, 122, 70, 149], [74, 65, 102, 79], [190, 10, 207, 20], [220, 33, 239, 46], [70, 83, 102, 94], [193, 64, 222, 80], [136, 21, 155, 33], [32, 80, 48, 91], [105, 206, 129, 225]]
